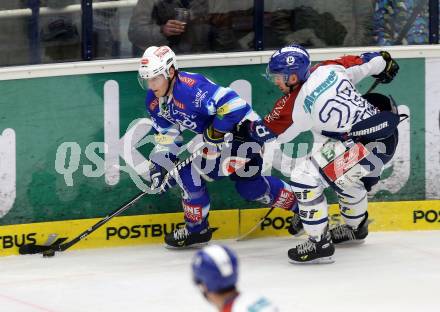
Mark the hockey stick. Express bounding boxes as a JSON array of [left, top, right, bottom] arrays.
[[236, 206, 275, 241], [18, 191, 152, 255], [18, 145, 207, 256], [366, 79, 380, 94]]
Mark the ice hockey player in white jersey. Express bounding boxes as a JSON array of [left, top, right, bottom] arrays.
[[192, 245, 279, 311], [263, 44, 402, 264]]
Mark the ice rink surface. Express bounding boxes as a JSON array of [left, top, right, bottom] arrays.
[[0, 231, 439, 312]]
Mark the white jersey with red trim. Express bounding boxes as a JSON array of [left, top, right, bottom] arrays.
[[264, 53, 387, 144], [222, 293, 279, 312]]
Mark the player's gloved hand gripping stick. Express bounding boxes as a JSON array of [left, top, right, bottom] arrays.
[[366, 51, 400, 94], [18, 143, 218, 257]]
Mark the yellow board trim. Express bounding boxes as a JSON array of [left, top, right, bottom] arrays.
[[1, 200, 439, 256]]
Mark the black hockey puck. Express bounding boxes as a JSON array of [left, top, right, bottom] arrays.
[[42, 249, 55, 258]]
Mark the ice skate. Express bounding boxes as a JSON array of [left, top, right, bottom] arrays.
[[330, 212, 369, 244], [165, 226, 215, 249], [288, 230, 335, 264]]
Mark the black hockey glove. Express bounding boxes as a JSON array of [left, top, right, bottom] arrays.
[[372, 51, 399, 84], [148, 150, 178, 192], [234, 120, 276, 145]]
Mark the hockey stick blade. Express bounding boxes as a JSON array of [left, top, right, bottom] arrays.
[[18, 237, 68, 255], [236, 207, 275, 241]]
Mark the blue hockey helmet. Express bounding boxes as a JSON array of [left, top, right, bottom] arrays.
[[266, 44, 311, 83], [192, 245, 238, 292]]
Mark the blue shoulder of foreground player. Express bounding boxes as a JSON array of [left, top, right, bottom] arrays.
[[176, 71, 248, 111], [145, 89, 175, 134], [175, 71, 251, 133], [173, 71, 220, 110], [145, 89, 158, 114]]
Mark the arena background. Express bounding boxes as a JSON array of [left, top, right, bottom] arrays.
[[0, 46, 439, 256]]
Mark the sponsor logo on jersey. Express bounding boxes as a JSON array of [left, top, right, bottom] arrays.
[[299, 208, 322, 219], [323, 142, 369, 182], [264, 95, 289, 123], [141, 58, 149, 64], [173, 98, 186, 110], [273, 189, 296, 210], [320, 142, 336, 162], [179, 75, 196, 87], [216, 104, 230, 117], [193, 89, 208, 107], [154, 133, 174, 145], [149, 98, 159, 111], [247, 298, 272, 311], [182, 202, 203, 222], [221, 156, 250, 175], [304, 70, 338, 113], [158, 106, 173, 122], [294, 190, 311, 201], [170, 107, 197, 130]]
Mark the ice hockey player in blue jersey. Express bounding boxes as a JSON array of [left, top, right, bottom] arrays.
[[192, 245, 279, 311], [137, 46, 298, 248]]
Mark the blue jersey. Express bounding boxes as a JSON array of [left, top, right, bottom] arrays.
[[145, 72, 252, 137]]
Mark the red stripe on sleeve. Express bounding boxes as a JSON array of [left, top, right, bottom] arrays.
[[311, 55, 364, 73]]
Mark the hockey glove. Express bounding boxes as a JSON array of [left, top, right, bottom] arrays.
[[148, 149, 179, 192], [373, 51, 399, 84], [202, 125, 231, 159], [235, 120, 276, 144], [148, 161, 177, 193]]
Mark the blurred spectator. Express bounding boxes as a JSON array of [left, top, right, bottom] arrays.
[[0, 1, 30, 66], [93, 0, 121, 58], [207, 0, 244, 51], [128, 0, 249, 56], [128, 0, 211, 55], [264, 0, 373, 49], [271, 6, 347, 48], [39, 0, 81, 62], [373, 0, 429, 45], [40, 0, 121, 62]]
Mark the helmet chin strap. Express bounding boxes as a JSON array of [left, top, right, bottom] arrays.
[[163, 71, 176, 97], [286, 81, 297, 93], [283, 74, 295, 93], [285, 74, 301, 93]]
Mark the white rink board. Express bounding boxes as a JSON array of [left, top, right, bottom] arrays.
[[0, 231, 439, 312]]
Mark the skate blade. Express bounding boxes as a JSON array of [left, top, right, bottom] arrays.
[[334, 239, 365, 246], [164, 242, 209, 250], [288, 256, 335, 264]]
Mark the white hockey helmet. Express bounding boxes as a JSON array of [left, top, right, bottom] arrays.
[[138, 46, 178, 90]]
